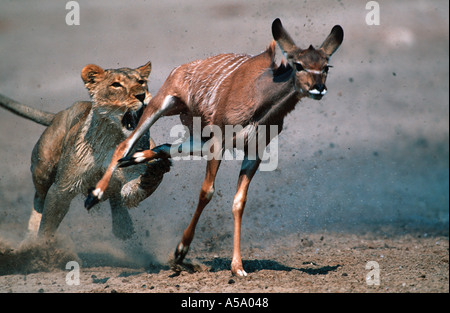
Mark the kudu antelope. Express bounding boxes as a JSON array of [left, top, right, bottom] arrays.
[[85, 18, 344, 276]]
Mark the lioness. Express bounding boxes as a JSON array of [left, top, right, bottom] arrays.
[[0, 62, 170, 239]]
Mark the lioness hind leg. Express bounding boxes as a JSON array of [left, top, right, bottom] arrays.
[[26, 191, 46, 239], [38, 184, 74, 238], [110, 196, 135, 240], [27, 208, 42, 239]]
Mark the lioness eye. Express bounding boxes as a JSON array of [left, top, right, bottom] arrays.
[[111, 82, 122, 88], [138, 80, 146, 85], [294, 62, 305, 72]]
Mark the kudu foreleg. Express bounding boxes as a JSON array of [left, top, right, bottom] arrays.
[[230, 156, 261, 277]]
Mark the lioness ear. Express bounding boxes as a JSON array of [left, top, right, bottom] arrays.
[[137, 61, 152, 79], [81, 64, 105, 86]]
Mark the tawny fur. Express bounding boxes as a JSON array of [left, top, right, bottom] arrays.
[[0, 62, 170, 239]]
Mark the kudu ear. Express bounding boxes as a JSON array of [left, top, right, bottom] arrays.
[[272, 18, 298, 58], [137, 61, 152, 78], [320, 25, 344, 57]]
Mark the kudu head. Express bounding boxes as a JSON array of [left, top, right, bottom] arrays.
[[272, 18, 344, 100]]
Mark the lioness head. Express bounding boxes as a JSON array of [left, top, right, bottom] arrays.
[[81, 61, 152, 132]]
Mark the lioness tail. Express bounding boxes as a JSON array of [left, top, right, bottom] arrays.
[[0, 93, 55, 126]]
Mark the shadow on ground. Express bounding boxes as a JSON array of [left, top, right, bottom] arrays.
[[201, 257, 340, 275]]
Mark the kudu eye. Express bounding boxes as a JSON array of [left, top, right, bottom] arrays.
[[294, 62, 305, 72]]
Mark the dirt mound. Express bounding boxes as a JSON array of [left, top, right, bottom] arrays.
[[0, 238, 78, 275]]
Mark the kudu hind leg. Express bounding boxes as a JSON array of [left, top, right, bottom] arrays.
[[118, 143, 172, 168], [85, 94, 180, 210], [174, 158, 221, 263], [119, 129, 206, 168], [85, 137, 136, 210]]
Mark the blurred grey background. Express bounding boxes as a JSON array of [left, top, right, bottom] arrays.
[[0, 0, 448, 264]]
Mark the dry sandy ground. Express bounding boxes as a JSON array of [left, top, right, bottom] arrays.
[[0, 233, 448, 293], [0, 0, 448, 294]]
